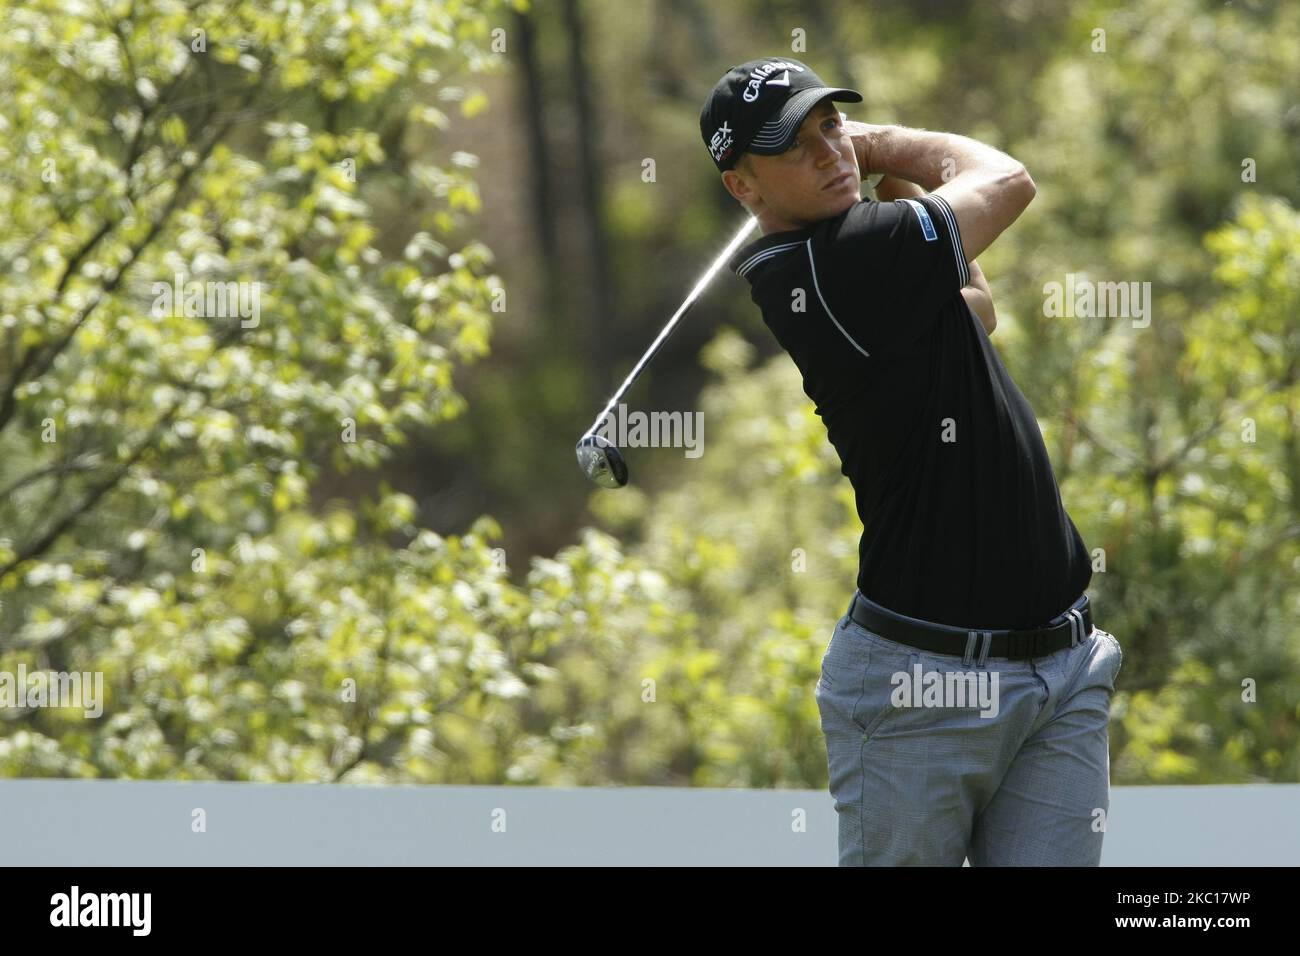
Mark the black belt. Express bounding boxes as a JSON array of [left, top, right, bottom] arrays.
[[848, 591, 1093, 662]]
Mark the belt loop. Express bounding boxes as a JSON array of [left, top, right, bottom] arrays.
[[976, 631, 992, 668], [963, 631, 978, 667]]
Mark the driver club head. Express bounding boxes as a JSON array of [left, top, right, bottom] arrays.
[[575, 433, 629, 488]]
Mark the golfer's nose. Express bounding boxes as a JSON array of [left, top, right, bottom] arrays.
[[810, 131, 839, 165]]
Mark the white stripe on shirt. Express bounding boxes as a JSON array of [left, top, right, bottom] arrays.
[[736, 241, 804, 277], [928, 194, 970, 287], [805, 239, 870, 359]]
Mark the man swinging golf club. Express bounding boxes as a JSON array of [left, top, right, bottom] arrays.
[[700, 57, 1123, 866]]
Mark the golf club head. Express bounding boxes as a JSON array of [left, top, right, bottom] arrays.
[[575, 433, 628, 488]]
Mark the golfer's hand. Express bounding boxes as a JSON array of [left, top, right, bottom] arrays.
[[840, 114, 887, 189]]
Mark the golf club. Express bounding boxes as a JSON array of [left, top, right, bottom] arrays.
[[575, 214, 760, 488]]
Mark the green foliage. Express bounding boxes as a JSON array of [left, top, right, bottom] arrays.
[[0, 0, 522, 779]]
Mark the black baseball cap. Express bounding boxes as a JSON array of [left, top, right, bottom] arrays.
[[700, 57, 862, 172]]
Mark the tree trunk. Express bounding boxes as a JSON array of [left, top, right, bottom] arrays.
[[561, 0, 616, 397], [513, 7, 563, 337]]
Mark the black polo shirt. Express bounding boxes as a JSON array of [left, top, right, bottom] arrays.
[[728, 194, 1092, 629]]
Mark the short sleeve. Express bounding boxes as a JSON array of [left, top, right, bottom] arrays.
[[807, 194, 970, 355]]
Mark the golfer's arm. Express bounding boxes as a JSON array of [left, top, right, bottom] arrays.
[[851, 123, 1035, 263], [872, 174, 997, 335], [962, 260, 996, 335], [870, 172, 926, 203]]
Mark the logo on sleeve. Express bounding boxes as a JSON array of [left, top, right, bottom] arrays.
[[901, 198, 938, 242]]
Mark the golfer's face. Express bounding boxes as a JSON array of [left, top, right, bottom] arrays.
[[754, 102, 860, 224]]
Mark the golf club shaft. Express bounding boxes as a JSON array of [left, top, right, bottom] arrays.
[[585, 215, 760, 436]]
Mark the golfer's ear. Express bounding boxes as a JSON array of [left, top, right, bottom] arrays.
[[722, 167, 762, 213], [721, 168, 747, 203]]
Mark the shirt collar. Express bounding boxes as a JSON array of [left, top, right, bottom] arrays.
[[727, 226, 811, 282]]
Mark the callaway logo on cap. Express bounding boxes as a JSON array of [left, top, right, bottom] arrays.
[[699, 57, 863, 172]]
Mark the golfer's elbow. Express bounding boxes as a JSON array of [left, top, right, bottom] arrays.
[[970, 158, 1035, 210], [1007, 163, 1036, 210], [975, 160, 1036, 220]]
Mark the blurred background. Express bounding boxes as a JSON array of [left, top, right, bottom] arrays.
[[0, 0, 1296, 788]]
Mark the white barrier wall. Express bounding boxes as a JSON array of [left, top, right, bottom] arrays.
[[1, 780, 1295, 865]]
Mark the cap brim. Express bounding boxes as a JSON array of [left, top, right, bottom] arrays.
[[745, 86, 863, 155]]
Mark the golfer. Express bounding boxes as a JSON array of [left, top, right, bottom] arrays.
[[700, 58, 1123, 866]]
